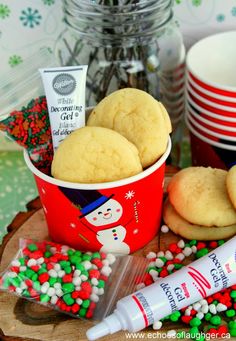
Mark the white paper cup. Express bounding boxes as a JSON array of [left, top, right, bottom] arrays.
[[186, 31, 236, 93], [186, 92, 236, 121], [186, 114, 236, 145], [187, 103, 236, 132], [186, 82, 236, 112], [187, 71, 236, 103]]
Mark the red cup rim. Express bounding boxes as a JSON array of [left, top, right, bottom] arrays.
[[187, 70, 236, 97], [186, 112, 236, 141], [187, 92, 236, 118], [187, 72, 236, 102], [187, 80, 236, 107], [24, 137, 171, 190], [186, 31, 236, 94], [187, 109, 236, 137], [186, 82, 236, 112], [186, 103, 236, 132], [186, 94, 236, 122], [185, 116, 236, 151]]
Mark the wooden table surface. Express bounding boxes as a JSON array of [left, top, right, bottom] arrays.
[[0, 167, 228, 341]]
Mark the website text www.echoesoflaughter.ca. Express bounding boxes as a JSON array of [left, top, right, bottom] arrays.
[[125, 331, 231, 340]]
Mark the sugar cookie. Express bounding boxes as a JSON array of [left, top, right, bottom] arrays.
[[226, 165, 236, 210], [51, 126, 142, 183], [87, 88, 171, 168], [163, 199, 236, 240], [167, 167, 236, 227]]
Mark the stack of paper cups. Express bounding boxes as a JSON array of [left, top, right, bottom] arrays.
[[185, 31, 236, 169]]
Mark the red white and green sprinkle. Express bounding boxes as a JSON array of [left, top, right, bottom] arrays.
[[0, 240, 115, 319], [0, 96, 53, 175], [139, 233, 236, 340], [0, 229, 235, 339]]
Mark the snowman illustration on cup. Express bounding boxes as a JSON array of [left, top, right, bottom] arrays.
[[59, 187, 131, 254]]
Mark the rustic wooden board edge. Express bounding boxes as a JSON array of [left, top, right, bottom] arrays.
[[0, 197, 41, 265], [0, 327, 38, 341], [0, 198, 43, 341]]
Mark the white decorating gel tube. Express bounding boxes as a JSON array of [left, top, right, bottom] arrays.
[[86, 236, 236, 340], [39, 65, 88, 151]]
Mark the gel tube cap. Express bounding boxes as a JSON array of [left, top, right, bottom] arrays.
[[86, 236, 236, 340], [87, 313, 123, 340]]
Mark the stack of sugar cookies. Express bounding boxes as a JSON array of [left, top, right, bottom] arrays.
[[52, 88, 171, 183], [163, 166, 236, 240]]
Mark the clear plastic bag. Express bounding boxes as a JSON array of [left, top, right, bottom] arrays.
[[0, 48, 56, 174], [0, 239, 148, 320], [0, 48, 55, 119]]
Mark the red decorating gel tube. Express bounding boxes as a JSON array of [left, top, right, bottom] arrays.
[[87, 236, 236, 340]]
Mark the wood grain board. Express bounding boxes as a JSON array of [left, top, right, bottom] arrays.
[[0, 167, 228, 341]]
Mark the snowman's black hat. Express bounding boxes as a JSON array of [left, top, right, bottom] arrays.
[[59, 187, 114, 218]]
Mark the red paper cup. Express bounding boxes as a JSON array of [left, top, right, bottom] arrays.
[[187, 105, 236, 137], [186, 113, 236, 142], [187, 80, 236, 108], [185, 115, 236, 149], [187, 102, 236, 130], [186, 83, 236, 112], [186, 31, 236, 96], [185, 117, 236, 169], [187, 91, 236, 118], [189, 132, 232, 170], [188, 71, 236, 98], [186, 94, 236, 123], [186, 100, 236, 129], [24, 138, 171, 254], [188, 72, 236, 103], [200, 112, 236, 128]]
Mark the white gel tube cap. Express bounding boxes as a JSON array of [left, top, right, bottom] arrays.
[[86, 313, 122, 340]]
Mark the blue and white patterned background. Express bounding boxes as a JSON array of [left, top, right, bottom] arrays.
[[0, 1, 236, 74], [0, 0, 235, 150], [0, 0, 63, 72], [174, 0, 236, 49]]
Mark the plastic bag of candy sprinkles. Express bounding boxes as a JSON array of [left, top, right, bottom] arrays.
[[0, 239, 148, 320], [0, 48, 56, 175]]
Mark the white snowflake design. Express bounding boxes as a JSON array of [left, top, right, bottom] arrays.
[[70, 223, 76, 228], [125, 190, 135, 199]]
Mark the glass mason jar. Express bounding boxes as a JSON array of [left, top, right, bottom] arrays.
[[55, 0, 186, 164]]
